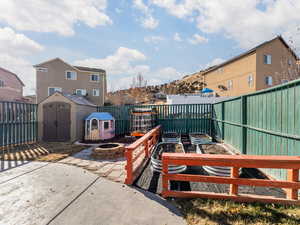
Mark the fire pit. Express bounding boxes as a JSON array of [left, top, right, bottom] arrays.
[[162, 132, 181, 143], [197, 144, 241, 177], [190, 133, 212, 145], [151, 142, 186, 173], [91, 143, 125, 160]]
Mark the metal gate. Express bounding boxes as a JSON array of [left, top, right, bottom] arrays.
[[43, 102, 71, 141]]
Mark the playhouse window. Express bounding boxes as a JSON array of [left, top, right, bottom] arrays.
[[104, 121, 109, 129], [91, 119, 98, 130]]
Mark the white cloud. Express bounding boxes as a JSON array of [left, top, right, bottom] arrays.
[[75, 47, 148, 75], [0, 0, 112, 36], [0, 27, 44, 56], [173, 33, 182, 42], [133, 0, 159, 29], [144, 35, 165, 43], [0, 27, 44, 95], [205, 58, 225, 68], [188, 34, 208, 45], [151, 0, 300, 49]]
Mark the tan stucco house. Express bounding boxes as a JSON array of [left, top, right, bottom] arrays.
[[201, 36, 299, 97], [34, 58, 107, 105]]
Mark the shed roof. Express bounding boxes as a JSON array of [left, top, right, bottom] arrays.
[[85, 112, 114, 121], [62, 93, 96, 107]]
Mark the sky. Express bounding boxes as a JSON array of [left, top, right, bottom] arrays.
[[1, 0, 300, 95]]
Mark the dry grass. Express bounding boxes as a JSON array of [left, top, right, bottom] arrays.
[[174, 198, 300, 225], [0, 142, 87, 162]]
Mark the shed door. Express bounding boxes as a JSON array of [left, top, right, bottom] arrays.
[[43, 102, 71, 141]]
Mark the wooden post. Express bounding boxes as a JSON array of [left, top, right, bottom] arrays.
[[287, 169, 299, 200], [125, 148, 133, 185], [230, 167, 239, 195], [144, 139, 149, 158], [162, 155, 169, 198]]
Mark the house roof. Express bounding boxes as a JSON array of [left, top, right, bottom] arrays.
[[61, 93, 96, 107], [33, 57, 105, 73], [203, 36, 299, 75], [85, 112, 114, 121], [0, 67, 25, 86]]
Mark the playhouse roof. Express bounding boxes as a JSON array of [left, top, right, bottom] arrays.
[[85, 112, 114, 121]]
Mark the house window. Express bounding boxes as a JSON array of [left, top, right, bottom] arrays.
[[76, 89, 87, 96], [66, 71, 77, 80], [36, 67, 48, 72], [265, 76, 273, 86], [0, 80, 4, 87], [247, 74, 253, 87], [93, 89, 100, 96], [227, 80, 233, 90], [104, 121, 109, 129], [288, 59, 292, 66], [281, 79, 289, 84], [90, 74, 100, 82], [264, 54, 272, 64], [48, 87, 62, 96]]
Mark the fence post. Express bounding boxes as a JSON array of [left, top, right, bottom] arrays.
[[241, 96, 247, 154], [230, 167, 239, 195], [287, 169, 299, 200], [125, 148, 133, 185]]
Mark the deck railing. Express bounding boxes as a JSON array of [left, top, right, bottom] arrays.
[[125, 125, 161, 185], [162, 153, 300, 205]]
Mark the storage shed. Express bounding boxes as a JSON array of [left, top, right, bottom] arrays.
[[38, 92, 96, 142], [84, 112, 115, 141]]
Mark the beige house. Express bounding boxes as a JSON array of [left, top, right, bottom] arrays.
[[202, 36, 299, 97], [34, 58, 107, 105]]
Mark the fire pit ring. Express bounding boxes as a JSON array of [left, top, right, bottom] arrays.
[[92, 143, 125, 159]]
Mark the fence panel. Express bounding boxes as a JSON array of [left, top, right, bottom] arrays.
[[0, 101, 38, 148], [98, 104, 212, 135], [213, 79, 300, 181]]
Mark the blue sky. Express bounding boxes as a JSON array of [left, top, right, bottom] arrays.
[[0, 0, 300, 95]]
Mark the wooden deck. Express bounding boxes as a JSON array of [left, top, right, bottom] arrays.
[[134, 144, 286, 199]]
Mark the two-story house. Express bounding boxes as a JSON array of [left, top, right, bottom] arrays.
[[0, 67, 25, 101], [202, 36, 299, 97], [34, 58, 107, 105]]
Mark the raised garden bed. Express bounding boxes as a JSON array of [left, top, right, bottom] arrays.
[[162, 132, 181, 143], [151, 142, 186, 173], [189, 133, 212, 145]]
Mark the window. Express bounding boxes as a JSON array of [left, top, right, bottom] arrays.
[[227, 80, 233, 90], [91, 119, 98, 130], [93, 89, 100, 96], [76, 89, 87, 96], [90, 74, 100, 82], [265, 76, 273, 86], [48, 87, 62, 96], [264, 54, 272, 64], [0, 80, 4, 87], [247, 74, 253, 87], [36, 67, 48, 72], [65, 71, 77, 80], [104, 121, 109, 129], [288, 59, 292, 66], [281, 79, 289, 84]]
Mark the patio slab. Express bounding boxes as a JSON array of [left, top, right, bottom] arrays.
[[0, 161, 185, 225]]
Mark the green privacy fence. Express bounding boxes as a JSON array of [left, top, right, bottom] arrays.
[[212, 79, 300, 181], [97, 104, 212, 135], [0, 101, 38, 147]]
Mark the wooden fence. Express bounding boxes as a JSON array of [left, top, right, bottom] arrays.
[[162, 153, 300, 205], [98, 104, 212, 135], [0, 101, 38, 148], [125, 125, 160, 185], [213, 79, 300, 181]]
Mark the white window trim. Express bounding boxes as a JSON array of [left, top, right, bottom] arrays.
[[264, 54, 272, 65], [48, 87, 62, 96], [90, 74, 100, 82], [227, 80, 233, 90], [248, 74, 253, 87], [36, 67, 48, 72], [93, 88, 100, 96], [65, 70, 77, 80], [76, 89, 87, 96]]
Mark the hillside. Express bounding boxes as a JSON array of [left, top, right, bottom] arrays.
[[106, 71, 206, 105]]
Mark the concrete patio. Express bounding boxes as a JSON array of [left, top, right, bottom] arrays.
[[0, 161, 186, 225]]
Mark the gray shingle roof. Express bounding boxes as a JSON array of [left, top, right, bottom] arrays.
[[61, 93, 96, 107], [74, 66, 105, 73]]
